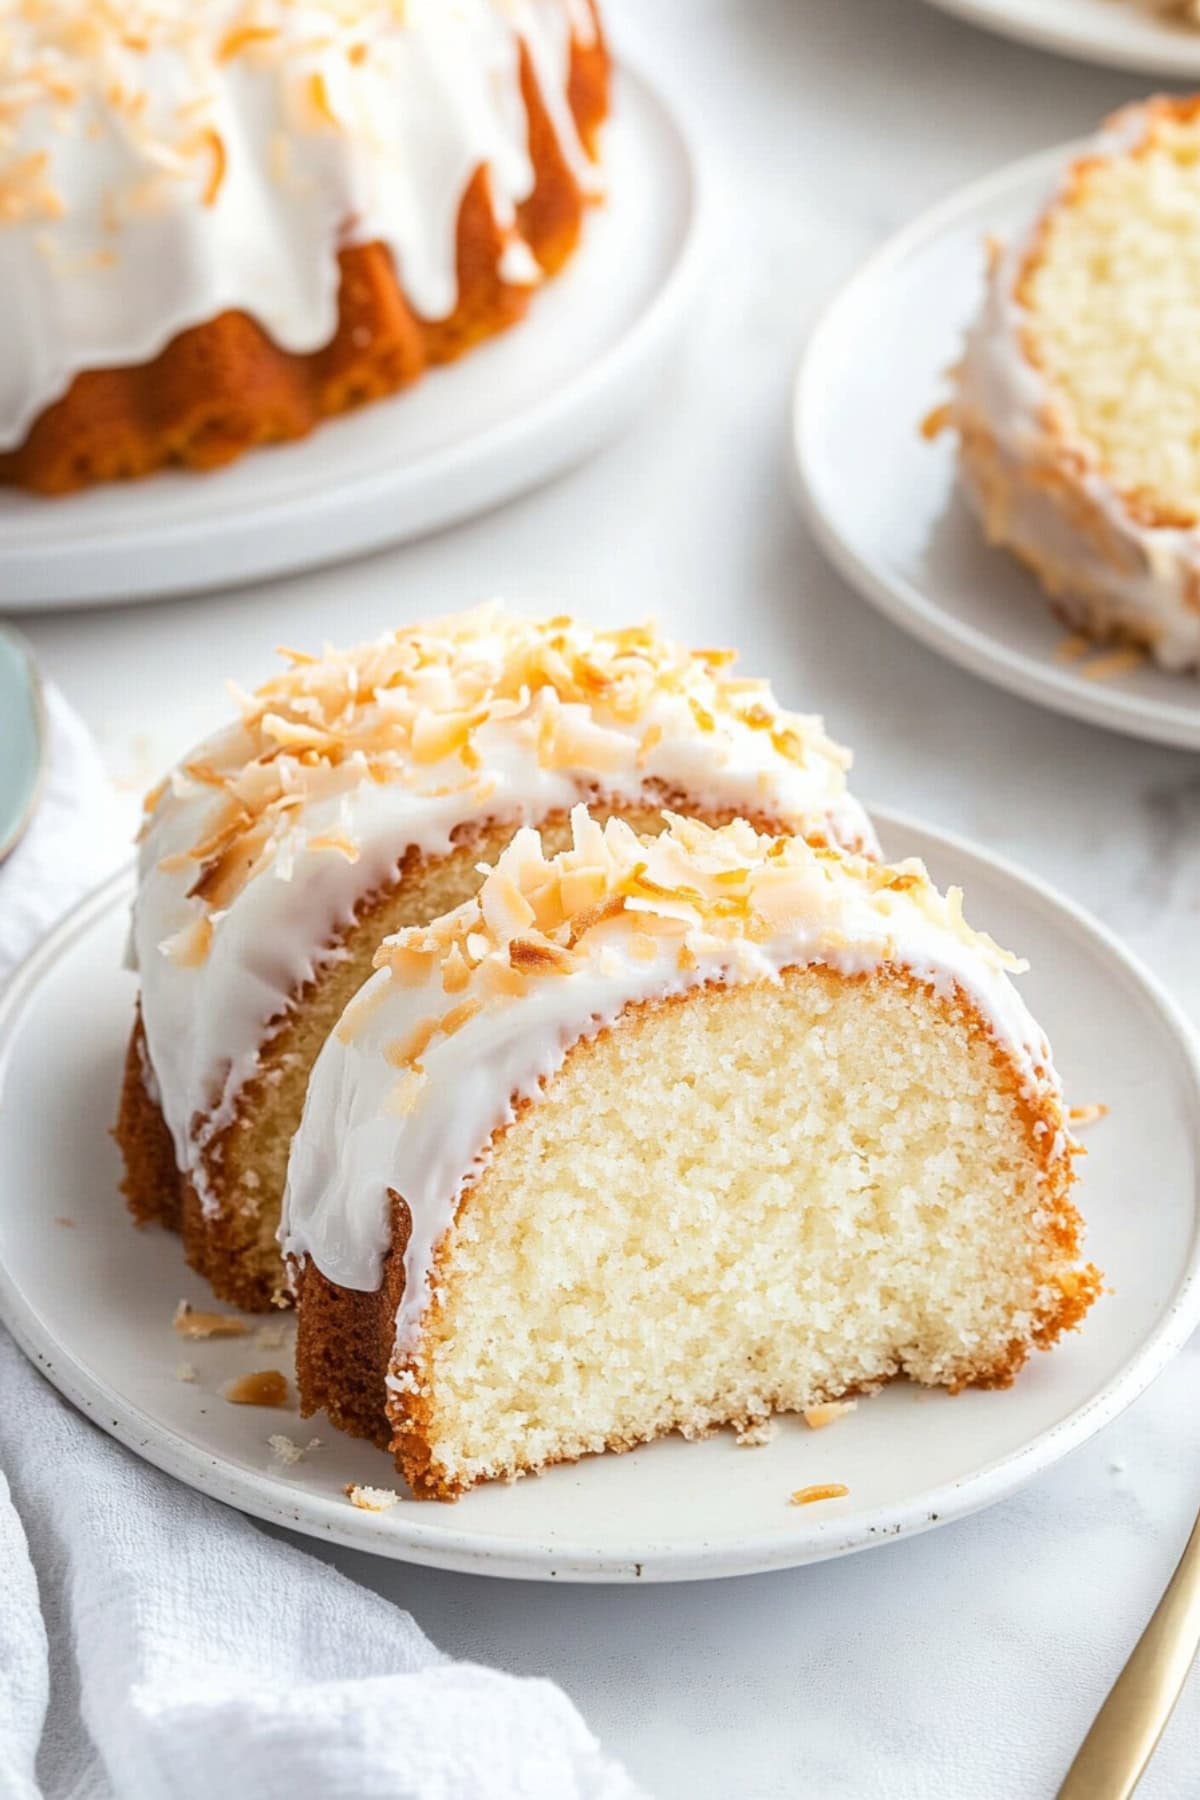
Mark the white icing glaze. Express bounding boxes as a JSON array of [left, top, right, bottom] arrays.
[[954, 101, 1200, 672], [0, 0, 600, 449], [130, 606, 876, 1206], [281, 808, 1066, 1352]]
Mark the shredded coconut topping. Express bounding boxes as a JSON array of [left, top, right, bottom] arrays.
[[362, 807, 1027, 1106], [145, 605, 860, 936], [0, 0, 463, 223], [133, 605, 873, 1210]]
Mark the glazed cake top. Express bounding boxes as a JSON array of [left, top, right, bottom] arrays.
[[131, 604, 876, 1195], [0, 0, 600, 447], [282, 806, 1068, 1341]]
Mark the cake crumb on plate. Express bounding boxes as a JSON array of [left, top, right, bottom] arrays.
[[735, 1418, 779, 1447], [345, 1483, 400, 1513], [268, 1433, 321, 1466]]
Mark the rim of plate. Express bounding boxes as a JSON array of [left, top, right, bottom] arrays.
[[921, 0, 1200, 78], [791, 140, 1200, 754], [1, 807, 1198, 1581], [0, 61, 705, 611]]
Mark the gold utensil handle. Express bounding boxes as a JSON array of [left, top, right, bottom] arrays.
[[1057, 1510, 1200, 1800]]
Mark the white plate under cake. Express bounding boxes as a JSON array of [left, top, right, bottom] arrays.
[[1, 813, 1196, 1579]]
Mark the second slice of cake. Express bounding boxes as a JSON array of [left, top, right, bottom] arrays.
[[952, 96, 1200, 672], [285, 809, 1100, 1500]]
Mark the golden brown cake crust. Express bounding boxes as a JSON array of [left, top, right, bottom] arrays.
[[293, 966, 1101, 1502], [1, 20, 608, 495]]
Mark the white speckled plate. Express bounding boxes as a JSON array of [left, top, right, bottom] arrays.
[[922, 0, 1200, 77], [793, 143, 1200, 753], [0, 64, 702, 610], [0, 809, 1197, 1583]]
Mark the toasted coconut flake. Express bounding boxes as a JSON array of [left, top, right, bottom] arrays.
[[480, 958, 529, 998], [440, 997, 482, 1038], [306, 829, 359, 862], [789, 1483, 850, 1506], [385, 1017, 438, 1069], [218, 22, 279, 60], [201, 127, 225, 205], [566, 894, 626, 947], [377, 944, 436, 985], [509, 937, 575, 975], [160, 914, 212, 968], [1068, 1102, 1108, 1127], [481, 869, 536, 939], [224, 1369, 289, 1408], [803, 1401, 858, 1430], [920, 402, 954, 441], [307, 69, 340, 130], [441, 943, 471, 994]]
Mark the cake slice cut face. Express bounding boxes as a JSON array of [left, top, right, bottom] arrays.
[[116, 606, 875, 1311], [286, 809, 1101, 1501], [953, 97, 1200, 672]]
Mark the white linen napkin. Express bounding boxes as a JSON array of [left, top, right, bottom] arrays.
[[0, 686, 641, 1800]]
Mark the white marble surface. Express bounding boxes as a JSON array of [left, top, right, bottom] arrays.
[[9, 1, 1200, 1794]]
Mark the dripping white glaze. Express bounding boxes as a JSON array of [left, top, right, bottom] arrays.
[[130, 608, 876, 1208], [0, 0, 600, 449]]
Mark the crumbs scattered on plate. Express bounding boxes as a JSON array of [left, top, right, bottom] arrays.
[[269, 1433, 321, 1466], [735, 1418, 779, 1447]]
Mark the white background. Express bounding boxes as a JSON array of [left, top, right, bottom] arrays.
[[10, 2, 1200, 1794]]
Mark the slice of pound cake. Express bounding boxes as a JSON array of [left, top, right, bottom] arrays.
[[285, 808, 1100, 1500], [116, 605, 875, 1311], [952, 97, 1200, 672]]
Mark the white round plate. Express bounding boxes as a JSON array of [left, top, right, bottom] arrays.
[[793, 144, 1200, 753], [1, 810, 1197, 1583], [923, 0, 1200, 75], [0, 66, 701, 612]]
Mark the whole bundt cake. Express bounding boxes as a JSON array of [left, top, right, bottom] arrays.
[[0, 0, 608, 494]]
